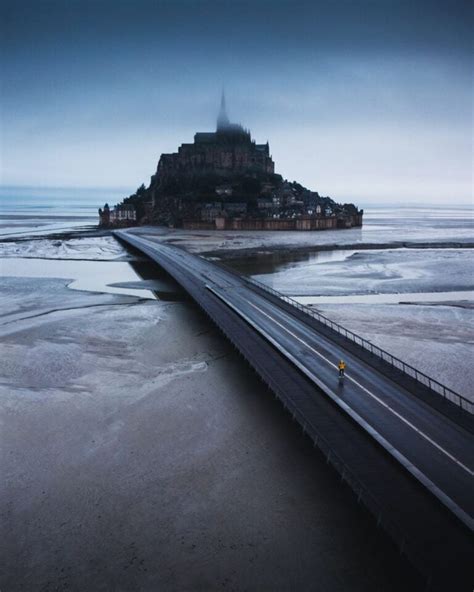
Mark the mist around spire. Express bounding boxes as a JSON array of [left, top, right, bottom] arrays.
[[215, 91, 250, 137], [216, 90, 230, 131]]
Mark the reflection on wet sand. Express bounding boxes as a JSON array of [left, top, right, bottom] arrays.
[[220, 248, 355, 276]]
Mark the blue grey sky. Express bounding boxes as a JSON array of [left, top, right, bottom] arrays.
[[1, 0, 472, 204]]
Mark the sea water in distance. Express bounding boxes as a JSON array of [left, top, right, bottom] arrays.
[[0, 186, 120, 238]]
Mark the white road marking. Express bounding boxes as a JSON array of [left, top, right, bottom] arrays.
[[246, 299, 474, 477]]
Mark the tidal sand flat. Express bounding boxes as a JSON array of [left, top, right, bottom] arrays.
[[0, 235, 131, 261], [1, 204, 470, 590], [0, 274, 419, 591], [245, 248, 474, 296]]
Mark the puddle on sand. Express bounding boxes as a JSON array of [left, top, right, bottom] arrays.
[[294, 290, 474, 306], [0, 258, 157, 299], [221, 249, 355, 276], [0, 257, 187, 301]]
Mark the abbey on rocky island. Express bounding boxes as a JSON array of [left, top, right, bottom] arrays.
[[99, 93, 363, 231]]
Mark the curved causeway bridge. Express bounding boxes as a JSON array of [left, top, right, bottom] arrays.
[[115, 229, 474, 591]]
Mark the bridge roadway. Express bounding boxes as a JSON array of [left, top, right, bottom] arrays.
[[115, 229, 473, 590]]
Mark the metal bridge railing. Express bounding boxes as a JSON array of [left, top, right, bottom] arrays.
[[243, 276, 473, 416]]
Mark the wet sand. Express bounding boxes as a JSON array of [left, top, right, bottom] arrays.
[[3, 214, 469, 589], [0, 277, 419, 591]]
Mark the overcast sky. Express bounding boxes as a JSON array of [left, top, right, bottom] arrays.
[[1, 0, 472, 204]]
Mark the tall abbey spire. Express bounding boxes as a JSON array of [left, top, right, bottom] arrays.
[[216, 90, 230, 131]]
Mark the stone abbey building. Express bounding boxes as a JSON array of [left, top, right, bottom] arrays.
[[155, 93, 275, 183]]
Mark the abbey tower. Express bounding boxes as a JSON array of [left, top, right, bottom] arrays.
[[155, 92, 275, 183]]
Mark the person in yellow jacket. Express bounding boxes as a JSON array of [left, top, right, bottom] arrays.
[[338, 360, 346, 377]]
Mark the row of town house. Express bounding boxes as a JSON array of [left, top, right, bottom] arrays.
[[98, 204, 137, 227]]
